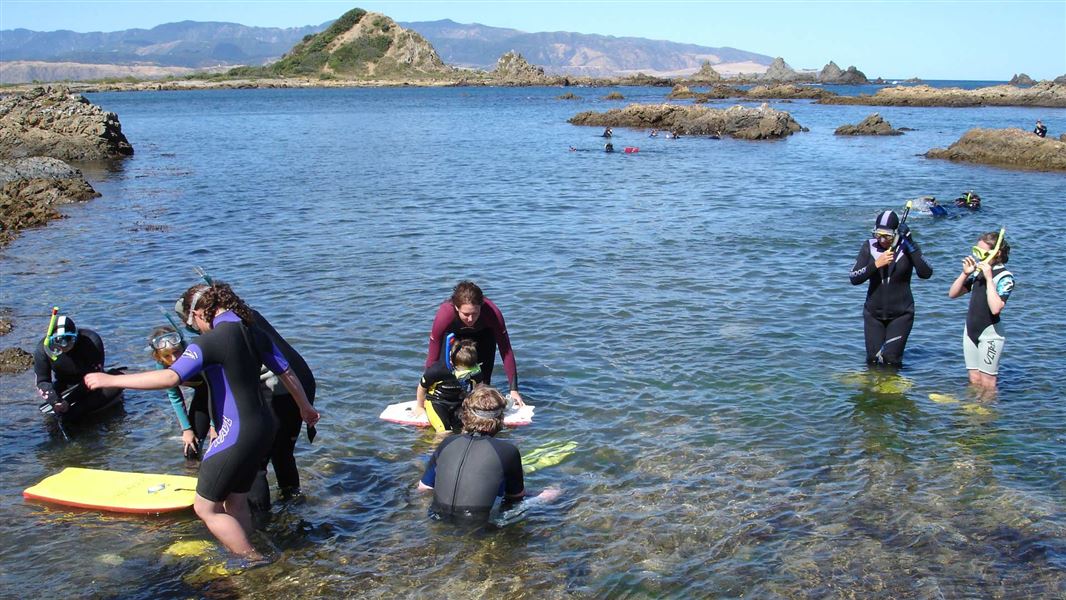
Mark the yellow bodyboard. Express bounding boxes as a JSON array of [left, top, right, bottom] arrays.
[[24, 467, 197, 514]]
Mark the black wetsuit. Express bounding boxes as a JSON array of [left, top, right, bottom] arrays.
[[850, 237, 933, 366], [419, 359, 480, 433], [1034, 123, 1047, 138], [420, 432, 524, 519], [34, 329, 122, 421], [170, 311, 287, 502], [252, 310, 315, 494]]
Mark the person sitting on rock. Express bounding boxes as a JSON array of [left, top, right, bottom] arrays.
[[1033, 120, 1047, 138]]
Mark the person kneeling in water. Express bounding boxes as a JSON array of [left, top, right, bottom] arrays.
[[415, 337, 481, 433], [417, 386, 558, 520], [35, 314, 123, 422]]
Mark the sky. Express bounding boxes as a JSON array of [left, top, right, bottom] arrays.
[[0, 1, 1064, 80]]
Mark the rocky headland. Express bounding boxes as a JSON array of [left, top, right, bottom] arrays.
[[835, 113, 903, 136], [0, 86, 133, 160], [820, 82, 1066, 108], [568, 103, 804, 140], [924, 128, 1066, 172]]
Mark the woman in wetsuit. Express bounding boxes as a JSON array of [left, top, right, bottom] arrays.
[[849, 210, 933, 366], [86, 283, 318, 559], [34, 314, 122, 421], [425, 281, 524, 407], [948, 232, 1014, 392]]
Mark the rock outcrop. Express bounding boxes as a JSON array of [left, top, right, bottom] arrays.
[[667, 84, 696, 99], [818, 61, 868, 84], [925, 128, 1066, 172], [0, 347, 33, 374], [0, 156, 99, 246], [1008, 73, 1036, 86], [268, 9, 449, 79], [569, 103, 804, 140], [688, 61, 722, 83], [746, 84, 838, 100], [492, 51, 550, 84], [819, 82, 1066, 108], [835, 113, 903, 135], [761, 57, 815, 82], [0, 86, 133, 160], [1056, 75, 1066, 85]]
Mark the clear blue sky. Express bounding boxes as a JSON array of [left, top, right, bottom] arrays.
[[1, 1, 1063, 80]]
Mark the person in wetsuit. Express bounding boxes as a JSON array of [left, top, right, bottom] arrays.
[[425, 281, 524, 407], [415, 337, 481, 432], [849, 210, 934, 366], [417, 386, 525, 519], [1034, 120, 1047, 138], [948, 232, 1014, 392], [86, 283, 319, 560], [148, 325, 213, 460], [34, 315, 122, 422]]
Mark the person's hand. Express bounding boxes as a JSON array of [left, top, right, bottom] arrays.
[[83, 372, 113, 390], [411, 404, 426, 419], [537, 487, 562, 502], [896, 223, 911, 241], [977, 258, 993, 279], [962, 255, 978, 275], [509, 390, 525, 408], [53, 400, 69, 414], [181, 429, 198, 456], [874, 250, 894, 269], [207, 426, 217, 441], [300, 404, 320, 428]]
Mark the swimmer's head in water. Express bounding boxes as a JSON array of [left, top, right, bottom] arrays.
[[460, 385, 506, 435]]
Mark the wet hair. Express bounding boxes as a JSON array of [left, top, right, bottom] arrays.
[[450, 280, 484, 308], [180, 281, 254, 327], [459, 385, 506, 436], [979, 231, 1010, 264], [449, 337, 479, 368]]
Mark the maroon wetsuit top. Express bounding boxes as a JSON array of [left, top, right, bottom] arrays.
[[425, 298, 518, 393]]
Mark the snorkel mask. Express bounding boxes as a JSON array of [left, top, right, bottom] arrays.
[[972, 245, 992, 261], [47, 332, 77, 352], [453, 363, 482, 383], [149, 331, 184, 352]]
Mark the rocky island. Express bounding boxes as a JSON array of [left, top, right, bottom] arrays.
[[925, 128, 1066, 172], [569, 103, 804, 140], [835, 113, 904, 136], [820, 82, 1066, 108]]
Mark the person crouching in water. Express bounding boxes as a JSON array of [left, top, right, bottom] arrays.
[[35, 314, 123, 421], [147, 325, 213, 460], [948, 232, 1014, 394], [86, 283, 318, 560], [416, 337, 481, 433], [849, 210, 934, 367], [418, 386, 553, 520]]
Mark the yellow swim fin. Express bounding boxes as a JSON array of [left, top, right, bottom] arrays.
[[524, 441, 578, 474], [929, 393, 959, 404], [164, 540, 215, 558]]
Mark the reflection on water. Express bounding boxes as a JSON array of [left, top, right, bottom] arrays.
[[0, 87, 1063, 597]]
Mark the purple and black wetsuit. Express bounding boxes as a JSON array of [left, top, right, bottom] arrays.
[[169, 310, 287, 502], [426, 298, 518, 394]]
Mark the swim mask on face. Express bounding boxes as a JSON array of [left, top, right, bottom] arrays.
[[453, 363, 482, 382], [149, 331, 183, 351], [47, 332, 77, 352], [972, 245, 992, 261]]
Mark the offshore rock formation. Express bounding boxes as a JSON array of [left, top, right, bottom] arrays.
[[1008, 73, 1036, 86], [569, 103, 804, 140], [761, 57, 815, 83], [688, 61, 723, 83], [818, 61, 868, 84], [492, 51, 550, 85], [925, 128, 1066, 172], [0, 156, 99, 246], [835, 113, 903, 135], [820, 82, 1066, 108], [667, 85, 697, 99], [0, 86, 133, 160], [1056, 75, 1066, 84], [267, 9, 448, 79]]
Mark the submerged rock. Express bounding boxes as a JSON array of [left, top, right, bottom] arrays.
[[835, 113, 904, 135], [0, 156, 99, 246], [924, 127, 1066, 172], [820, 82, 1066, 108], [569, 103, 804, 140], [0, 347, 33, 374], [0, 86, 133, 160]]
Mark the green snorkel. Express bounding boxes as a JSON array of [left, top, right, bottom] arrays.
[[44, 306, 60, 361]]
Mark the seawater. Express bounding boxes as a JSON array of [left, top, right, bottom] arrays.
[[0, 86, 1063, 598]]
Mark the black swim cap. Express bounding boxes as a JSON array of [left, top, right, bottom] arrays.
[[873, 210, 900, 234], [54, 315, 77, 337]]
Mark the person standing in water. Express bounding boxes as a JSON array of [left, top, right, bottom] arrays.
[[425, 281, 524, 407], [948, 231, 1014, 393], [849, 210, 934, 366], [86, 283, 318, 560]]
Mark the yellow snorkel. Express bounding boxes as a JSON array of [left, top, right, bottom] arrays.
[[44, 306, 59, 361]]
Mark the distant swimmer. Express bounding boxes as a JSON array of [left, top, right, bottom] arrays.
[[915, 196, 948, 218], [602, 127, 613, 138], [849, 209, 933, 367], [947, 230, 1013, 394], [605, 142, 614, 153], [417, 386, 559, 521], [649, 129, 659, 137], [954, 191, 981, 210], [1034, 120, 1047, 138], [569, 146, 577, 152]]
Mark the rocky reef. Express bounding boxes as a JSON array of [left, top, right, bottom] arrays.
[[820, 82, 1066, 108], [924, 128, 1066, 171], [0, 86, 133, 160], [569, 103, 804, 140], [835, 113, 903, 136], [745, 84, 837, 100], [0, 157, 100, 247]]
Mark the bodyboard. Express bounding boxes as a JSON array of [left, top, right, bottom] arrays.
[[379, 400, 534, 427], [24, 467, 197, 514]]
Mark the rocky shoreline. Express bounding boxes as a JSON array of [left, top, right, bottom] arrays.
[[819, 82, 1066, 108], [925, 128, 1066, 172], [569, 103, 804, 140]]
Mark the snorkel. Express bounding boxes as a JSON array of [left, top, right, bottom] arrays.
[[883, 200, 912, 284], [974, 227, 1006, 276], [43, 306, 60, 360]]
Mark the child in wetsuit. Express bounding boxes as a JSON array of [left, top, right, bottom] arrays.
[[148, 325, 213, 460], [416, 338, 481, 433]]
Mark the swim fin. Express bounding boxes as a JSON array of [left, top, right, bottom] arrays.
[[523, 441, 578, 474]]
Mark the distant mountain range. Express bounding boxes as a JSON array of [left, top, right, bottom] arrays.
[[0, 17, 775, 83]]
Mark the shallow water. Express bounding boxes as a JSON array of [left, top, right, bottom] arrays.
[[0, 86, 1064, 598]]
